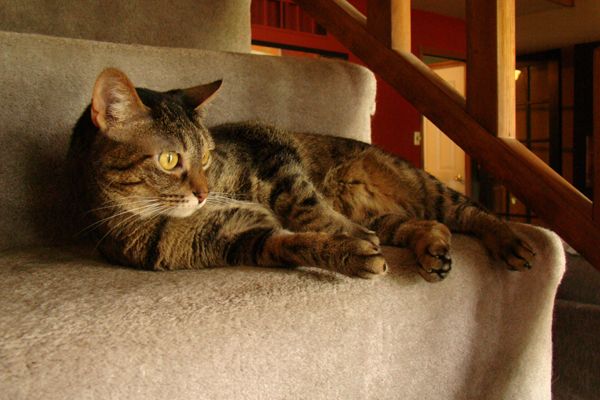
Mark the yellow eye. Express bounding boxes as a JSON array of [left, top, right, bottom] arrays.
[[159, 151, 179, 170], [201, 151, 211, 168]]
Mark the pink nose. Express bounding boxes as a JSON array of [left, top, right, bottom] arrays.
[[193, 191, 207, 203]]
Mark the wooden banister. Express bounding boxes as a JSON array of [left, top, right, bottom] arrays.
[[294, 0, 600, 269]]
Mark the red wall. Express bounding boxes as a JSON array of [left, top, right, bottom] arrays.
[[348, 1, 466, 167], [251, 1, 466, 167]]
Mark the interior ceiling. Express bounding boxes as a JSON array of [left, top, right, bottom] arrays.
[[411, 0, 565, 19], [411, 0, 600, 54]]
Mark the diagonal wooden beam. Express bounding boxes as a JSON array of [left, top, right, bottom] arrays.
[[294, 0, 600, 269]]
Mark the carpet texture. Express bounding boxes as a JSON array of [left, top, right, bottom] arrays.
[[0, 0, 251, 53], [0, 224, 564, 400], [552, 253, 600, 399]]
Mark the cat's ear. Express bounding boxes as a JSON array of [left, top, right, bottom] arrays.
[[91, 68, 149, 131], [183, 80, 223, 112]]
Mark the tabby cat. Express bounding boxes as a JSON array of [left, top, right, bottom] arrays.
[[68, 68, 534, 282]]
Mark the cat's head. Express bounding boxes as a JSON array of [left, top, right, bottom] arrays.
[[87, 68, 222, 218]]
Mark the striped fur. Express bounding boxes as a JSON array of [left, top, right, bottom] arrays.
[[68, 69, 534, 282]]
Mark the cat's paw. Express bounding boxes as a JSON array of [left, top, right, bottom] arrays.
[[483, 228, 535, 271], [412, 222, 452, 282], [331, 235, 387, 279], [498, 237, 535, 271], [348, 223, 380, 247]]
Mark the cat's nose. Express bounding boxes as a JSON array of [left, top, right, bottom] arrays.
[[193, 191, 208, 204]]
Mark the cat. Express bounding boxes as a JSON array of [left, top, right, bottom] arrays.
[[68, 68, 535, 282]]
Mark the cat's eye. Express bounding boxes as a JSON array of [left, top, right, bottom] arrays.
[[201, 151, 211, 168], [158, 151, 179, 171]]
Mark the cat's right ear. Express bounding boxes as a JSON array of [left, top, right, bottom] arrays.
[[183, 80, 223, 113], [90, 68, 149, 132]]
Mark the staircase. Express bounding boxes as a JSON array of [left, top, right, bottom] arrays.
[[294, 0, 600, 270]]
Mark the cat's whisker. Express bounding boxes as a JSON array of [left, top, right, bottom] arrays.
[[206, 194, 254, 206], [85, 198, 161, 215], [94, 211, 145, 250], [79, 201, 164, 235], [94, 202, 170, 249], [205, 198, 239, 207], [208, 192, 250, 200]]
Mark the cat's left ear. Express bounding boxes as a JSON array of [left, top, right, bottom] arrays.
[[183, 80, 223, 113]]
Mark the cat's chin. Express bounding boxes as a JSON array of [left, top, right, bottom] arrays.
[[167, 208, 198, 218], [166, 198, 207, 219]]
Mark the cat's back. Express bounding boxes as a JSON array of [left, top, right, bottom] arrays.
[[210, 122, 367, 161]]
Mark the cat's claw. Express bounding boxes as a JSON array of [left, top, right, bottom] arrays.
[[349, 224, 380, 248], [500, 238, 535, 272]]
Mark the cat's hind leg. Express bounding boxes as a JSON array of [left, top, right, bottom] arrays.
[[264, 170, 379, 246], [325, 146, 534, 274]]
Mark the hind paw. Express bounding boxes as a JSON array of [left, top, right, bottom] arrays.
[[417, 243, 452, 282], [501, 238, 535, 271], [483, 228, 535, 272], [410, 221, 452, 283]]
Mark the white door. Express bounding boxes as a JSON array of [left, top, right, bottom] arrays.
[[423, 62, 467, 194]]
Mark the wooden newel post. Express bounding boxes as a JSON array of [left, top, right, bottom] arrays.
[[367, 0, 411, 53]]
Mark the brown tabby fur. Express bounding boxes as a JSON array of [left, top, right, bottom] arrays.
[[68, 68, 534, 282]]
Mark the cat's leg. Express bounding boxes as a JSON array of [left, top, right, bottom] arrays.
[[322, 146, 534, 276], [158, 203, 387, 278], [389, 163, 534, 271], [263, 171, 379, 245], [440, 191, 535, 271], [368, 213, 453, 282]]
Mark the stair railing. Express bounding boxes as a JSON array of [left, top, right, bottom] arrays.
[[294, 0, 600, 270]]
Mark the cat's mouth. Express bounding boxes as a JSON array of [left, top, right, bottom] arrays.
[[126, 194, 205, 219], [166, 194, 206, 218]]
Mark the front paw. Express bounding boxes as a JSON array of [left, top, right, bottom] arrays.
[[348, 223, 380, 248], [331, 235, 387, 279]]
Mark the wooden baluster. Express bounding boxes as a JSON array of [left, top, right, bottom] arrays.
[[466, 0, 516, 217], [466, 0, 516, 138], [594, 47, 600, 222], [367, 0, 411, 53]]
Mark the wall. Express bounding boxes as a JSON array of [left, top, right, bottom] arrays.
[[347, 0, 466, 167], [251, 1, 466, 167]]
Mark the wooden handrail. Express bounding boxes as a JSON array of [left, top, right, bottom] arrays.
[[294, 0, 600, 269]]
